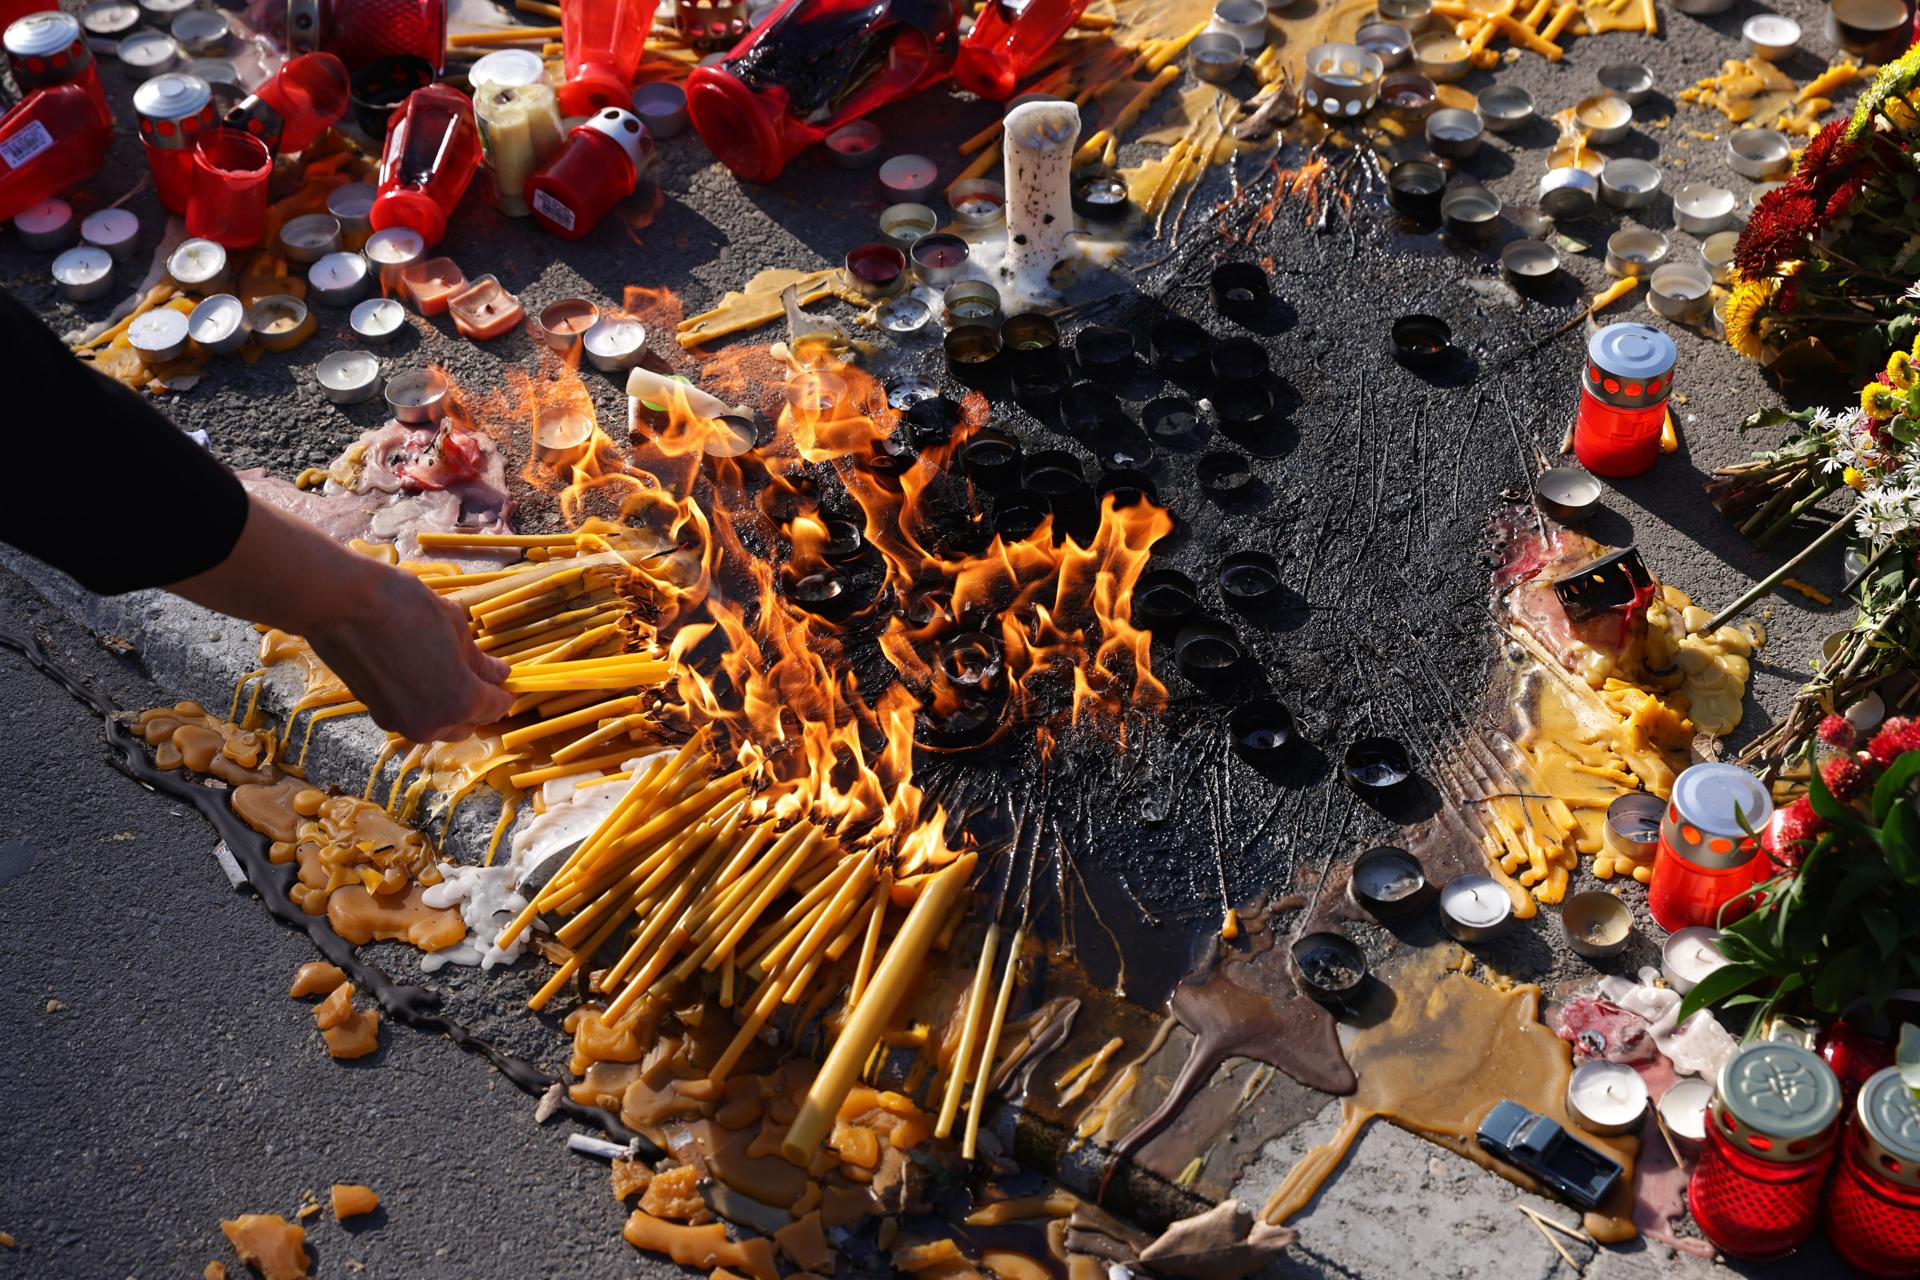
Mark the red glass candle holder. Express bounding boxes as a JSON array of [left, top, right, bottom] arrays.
[[1826, 1067, 1920, 1277], [227, 52, 350, 155], [186, 130, 273, 249], [1690, 1042, 1841, 1261], [370, 84, 480, 248], [0, 84, 114, 223], [1647, 762, 1771, 932], [289, 0, 447, 74], [954, 0, 1088, 99], [1573, 322, 1675, 478], [558, 0, 654, 117], [134, 73, 216, 215]]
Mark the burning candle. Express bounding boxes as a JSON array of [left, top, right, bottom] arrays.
[[316, 350, 382, 405], [15, 198, 75, 252], [1658, 1078, 1713, 1145], [1661, 927, 1728, 994], [1001, 99, 1079, 305], [349, 296, 406, 345], [1439, 874, 1511, 942], [307, 252, 372, 307], [1349, 846, 1429, 917], [582, 316, 647, 372], [278, 213, 342, 264], [1568, 1060, 1649, 1135], [187, 293, 247, 356], [400, 257, 467, 316], [878, 153, 939, 203], [51, 245, 113, 301], [826, 120, 884, 169], [79, 208, 139, 260], [448, 275, 524, 341], [533, 298, 600, 352], [166, 237, 228, 293]]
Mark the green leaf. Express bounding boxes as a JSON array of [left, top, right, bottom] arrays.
[[1900, 1023, 1920, 1092], [1875, 752, 1920, 823], [1676, 961, 1768, 1022], [1886, 798, 1920, 886], [1814, 947, 1869, 1012], [1832, 862, 1891, 915], [1865, 906, 1901, 959]]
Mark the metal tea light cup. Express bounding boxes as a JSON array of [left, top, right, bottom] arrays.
[[1379, 70, 1435, 121], [1188, 31, 1246, 84], [1411, 30, 1468, 82], [1501, 239, 1560, 289], [1742, 12, 1800, 60], [316, 349, 382, 405], [1596, 61, 1653, 104], [1210, 261, 1271, 322], [1673, 183, 1736, 236], [1343, 734, 1415, 801], [1292, 930, 1368, 1004], [1605, 227, 1669, 278], [51, 246, 113, 301], [1229, 697, 1295, 764], [909, 232, 970, 287], [1377, 0, 1433, 31], [1354, 21, 1412, 67], [1535, 465, 1602, 520], [1540, 167, 1600, 220], [1728, 129, 1790, 179], [1303, 42, 1384, 118], [879, 202, 938, 251], [1348, 846, 1431, 918], [1425, 107, 1483, 159], [187, 292, 247, 355], [1600, 158, 1661, 209], [1387, 160, 1446, 221], [1562, 890, 1633, 960], [1574, 93, 1632, 145], [1134, 566, 1199, 631], [947, 178, 1006, 229], [1391, 313, 1451, 367], [1701, 230, 1739, 284], [1649, 263, 1713, 323], [1439, 185, 1501, 241], [944, 279, 1002, 328], [384, 367, 450, 424], [1439, 873, 1513, 942], [1478, 84, 1534, 133]]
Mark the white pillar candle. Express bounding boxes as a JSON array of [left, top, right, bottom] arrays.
[[1661, 927, 1727, 995], [1568, 1060, 1649, 1135], [1001, 99, 1081, 304]]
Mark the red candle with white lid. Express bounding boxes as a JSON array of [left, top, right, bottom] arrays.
[[1574, 322, 1675, 478], [5, 11, 109, 126], [132, 72, 215, 214], [369, 83, 481, 247], [525, 108, 654, 241], [1826, 1065, 1920, 1276], [1647, 762, 1771, 932], [225, 51, 351, 155], [1690, 1040, 1842, 1260], [558, 0, 654, 117]]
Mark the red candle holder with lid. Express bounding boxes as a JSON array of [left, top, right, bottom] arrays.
[[1689, 1040, 1842, 1260], [1574, 322, 1675, 478], [1826, 1065, 1920, 1276], [1648, 762, 1772, 932]]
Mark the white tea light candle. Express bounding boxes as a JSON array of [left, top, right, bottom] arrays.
[[1568, 1060, 1649, 1135], [1661, 926, 1728, 994]]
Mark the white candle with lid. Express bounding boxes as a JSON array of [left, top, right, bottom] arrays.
[[1661, 927, 1728, 994], [1568, 1060, 1649, 1135]]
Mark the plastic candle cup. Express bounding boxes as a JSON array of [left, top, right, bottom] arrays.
[[399, 257, 466, 316], [446, 274, 523, 341], [1568, 1060, 1650, 1135], [186, 129, 271, 250]]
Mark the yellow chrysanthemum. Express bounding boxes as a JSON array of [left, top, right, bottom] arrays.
[[1862, 381, 1902, 420], [1723, 280, 1771, 360], [1889, 350, 1917, 391], [1845, 466, 1869, 490]]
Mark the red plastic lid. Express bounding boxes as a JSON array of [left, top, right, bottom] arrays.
[[369, 187, 446, 247], [686, 63, 787, 183], [953, 47, 1017, 101], [558, 63, 632, 119]]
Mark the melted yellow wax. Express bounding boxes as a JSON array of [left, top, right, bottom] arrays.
[[1679, 58, 1867, 136]]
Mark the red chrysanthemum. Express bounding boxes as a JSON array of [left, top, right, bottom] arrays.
[[1735, 186, 1820, 280], [1818, 714, 1857, 748], [1868, 716, 1920, 766], [1778, 277, 1801, 313], [1822, 753, 1870, 802], [1767, 795, 1827, 868], [1795, 121, 1851, 183], [1820, 175, 1865, 224]]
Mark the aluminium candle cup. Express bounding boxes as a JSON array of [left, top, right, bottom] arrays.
[[630, 82, 689, 140], [15, 198, 75, 251], [81, 0, 140, 38], [1438, 185, 1501, 242], [1135, 567, 1199, 632], [1146, 395, 1207, 450], [1379, 70, 1436, 122], [1671, 0, 1733, 12], [1072, 171, 1132, 222], [278, 213, 342, 265], [948, 178, 1007, 230], [1021, 448, 1093, 530], [1748, 181, 1785, 214], [1410, 31, 1468, 83], [1355, 21, 1412, 68], [879, 153, 939, 203], [1477, 84, 1534, 133], [533, 298, 601, 354], [1649, 263, 1713, 324], [1700, 230, 1739, 284], [1425, 107, 1483, 160], [1599, 158, 1661, 210], [1343, 734, 1415, 801], [909, 232, 970, 287], [1658, 1078, 1713, 1147], [364, 226, 425, 288], [1210, 261, 1271, 322], [1540, 167, 1600, 220], [1535, 465, 1603, 521], [1197, 449, 1256, 503], [1673, 182, 1736, 236], [1303, 42, 1384, 119], [845, 242, 908, 299], [79, 208, 140, 261], [1567, 1061, 1650, 1136], [246, 294, 312, 352], [1074, 323, 1134, 376], [1561, 890, 1633, 961], [944, 323, 1003, 385], [170, 9, 229, 57], [127, 307, 190, 365], [1728, 129, 1791, 179], [1378, 0, 1434, 31], [383, 367, 450, 424], [1386, 160, 1445, 221], [349, 296, 406, 345], [307, 251, 371, 307], [325, 182, 377, 239], [1501, 240, 1560, 290], [943, 279, 1002, 328], [961, 427, 1022, 492], [880, 203, 939, 252], [1574, 93, 1632, 146], [1097, 429, 1154, 474], [999, 312, 1060, 366], [139, 0, 193, 20], [1011, 358, 1071, 416], [1604, 790, 1664, 861], [118, 30, 180, 75], [879, 294, 934, 334], [582, 316, 647, 372], [51, 246, 113, 301], [1211, 335, 1269, 385], [1213, 0, 1269, 49], [901, 393, 962, 443], [1098, 467, 1158, 510], [1150, 315, 1211, 381], [534, 406, 597, 471], [1604, 227, 1669, 278], [1348, 845, 1432, 919], [1742, 13, 1800, 61], [1174, 618, 1245, 690], [1219, 547, 1283, 610], [1291, 931, 1368, 1005], [1830, 0, 1909, 59], [187, 292, 247, 356], [1661, 926, 1728, 995], [1188, 31, 1247, 85], [1439, 873, 1513, 942], [1391, 313, 1451, 367], [1596, 61, 1654, 105], [992, 488, 1053, 542], [187, 58, 241, 108], [166, 236, 228, 292], [703, 413, 760, 463], [316, 349, 382, 406], [1218, 381, 1276, 443], [825, 120, 884, 169]]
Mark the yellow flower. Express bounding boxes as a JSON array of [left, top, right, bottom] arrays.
[[1723, 280, 1771, 360], [1889, 350, 1917, 391], [1862, 381, 1902, 419], [1845, 466, 1868, 490]]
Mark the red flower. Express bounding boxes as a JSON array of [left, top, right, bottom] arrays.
[[1822, 753, 1870, 802], [1817, 714, 1856, 748], [1794, 121, 1852, 183], [1867, 716, 1920, 766], [1767, 795, 1826, 867], [1778, 277, 1801, 313], [1735, 186, 1821, 280]]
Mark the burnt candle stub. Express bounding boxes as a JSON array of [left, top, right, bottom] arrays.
[[1291, 930, 1368, 1003], [1060, 381, 1123, 438], [1218, 548, 1282, 608], [1216, 382, 1276, 443], [1386, 160, 1446, 222], [1174, 618, 1244, 689], [903, 394, 964, 446], [1197, 450, 1255, 503], [992, 487, 1053, 541], [1074, 323, 1134, 375], [1150, 315, 1211, 381], [1135, 567, 1199, 631], [1343, 734, 1414, 799], [785, 566, 854, 619], [1145, 395, 1207, 450], [961, 428, 1022, 491], [944, 323, 1003, 384], [1391, 314, 1452, 368], [1348, 845, 1431, 918], [1210, 335, 1269, 385], [1230, 697, 1295, 763], [1012, 358, 1071, 417], [1210, 261, 1270, 322]]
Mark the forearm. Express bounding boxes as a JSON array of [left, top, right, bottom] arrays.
[[165, 494, 386, 638]]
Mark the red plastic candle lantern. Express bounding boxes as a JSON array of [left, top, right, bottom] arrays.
[[1690, 1042, 1842, 1260], [953, 0, 1088, 99], [558, 0, 655, 117], [226, 52, 351, 155], [686, 0, 961, 183], [1827, 1066, 1920, 1277], [133, 73, 216, 215], [526, 108, 653, 241], [0, 84, 114, 223], [369, 84, 481, 247], [4, 11, 109, 127], [1573, 322, 1674, 478], [186, 129, 273, 248], [1647, 762, 1771, 932], [288, 0, 447, 73]]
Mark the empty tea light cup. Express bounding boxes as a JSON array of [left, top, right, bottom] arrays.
[[948, 178, 1006, 229], [1661, 927, 1728, 994], [1391, 313, 1451, 366], [1212, 0, 1269, 49], [879, 202, 938, 252], [1568, 1060, 1649, 1135], [1574, 93, 1633, 145], [128, 307, 190, 365], [1344, 735, 1415, 800], [1439, 873, 1512, 941], [1379, 70, 1436, 120], [1218, 547, 1282, 607], [246, 295, 313, 353], [1649, 262, 1713, 322], [1540, 167, 1600, 219], [1501, 239, 1560, 288], [170, 9, 226, 56], [582, 316, 646, 372], [1673, 182, 1736, 235], [79, 208, 139, 260], [1387, 160, 1446, 220], [187, 293, 247, 355], [1700, 230, 1739, 283], [1600, 158, 1661, 209], [1173, 618, 1245, 688], [631, 82, 689, 140], [349, 296, 406, 345], [1439, 184, 1501, 241], [279, 214, 342, 266], [1188, 31, 1247, 84], [316, 350, 382, 405], [825, 120, 883, 169], [879, 294, 931, 335], [1292, 930, 1368, 1003], [909, 232, 970, 286], [1597, 61, 1654, 104], [1603, 791, 1664, 860], [51, 245, 113, 301], [1742, 13, 1800, 60], [1536, 465, 1603, 520], [1411, 30, 1469, 81], [1348, 846, 1430, 918], [1605, 227, 1669, 277], [879, 153, 939, 204], [1425, 106, 1483, 158], [1561, 890, 1633, 960], [1658, 1079, 1713, 1145], [1478, 84, 1534, 132], [1355, 21, 1412, 67], [943, 279, 1002, 326], [325, 182, 377, 238], [1729, 128, 1791, 179], [307, 251, 371, 307], [1303, 42, 1383, 117], [166, 237, 228, 293]]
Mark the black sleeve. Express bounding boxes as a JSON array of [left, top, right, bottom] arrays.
[[0, 289, 250, 595]]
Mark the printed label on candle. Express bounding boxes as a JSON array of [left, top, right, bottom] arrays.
[[533, 189, 576, 232], [0, 121, 55, 170]]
